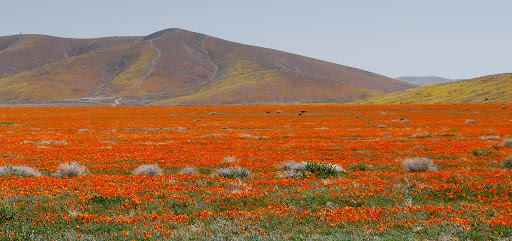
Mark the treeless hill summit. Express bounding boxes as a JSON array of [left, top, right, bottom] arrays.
[[0, 28, 415, 105], [358, 73, 512, 104]]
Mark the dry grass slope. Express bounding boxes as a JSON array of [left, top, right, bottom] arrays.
[[0, 29, 414, 105], [358, 73, 512, 104]]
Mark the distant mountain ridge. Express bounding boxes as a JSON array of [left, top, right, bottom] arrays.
[[0, 28, 415, 105], [396, 76, 459, 86], [358, 73, 512, 104]]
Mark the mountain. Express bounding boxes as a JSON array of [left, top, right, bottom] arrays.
[[358, 73, 512, 104], [0, 28, 415, 105], [396, 76, 459, 86]]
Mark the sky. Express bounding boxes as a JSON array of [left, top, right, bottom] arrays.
[[1, 0, 511, 79]]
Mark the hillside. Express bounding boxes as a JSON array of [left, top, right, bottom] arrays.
[[358, 73, 512, 104], [396, 76, 458, 86], [0, 28, 415, 105]]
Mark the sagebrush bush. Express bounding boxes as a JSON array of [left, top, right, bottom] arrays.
[[278, 160, 306, 172], [178, 167, 198, 175], [132, 164, 162, 176], [52, 162, 88, 178], [402, 157, 437, 172], [0, 166, 10, 176], [503, 155, 512, 169], [0, 165, 42, 177], [278, 161, 344, 179], [216, 167, 251, 179], [279, 170, 301, 179], [503, 139, 512, 147]]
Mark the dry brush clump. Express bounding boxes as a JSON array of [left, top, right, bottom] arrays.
[[0, 165, 42, 177], [132, 164, 163, 176], [216, 167, 251, 179], [52, 162, 88, 178], [178, 167, 199, 175], [503, 139, 512, 147], [402, 157, 437, 172], [278, 160, 307, 178], [278, 160, 345, 179], [503, 155, 512, 169]]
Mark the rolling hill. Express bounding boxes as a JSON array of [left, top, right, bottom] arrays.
[[396, 76, 459, 86], [358, 73, 512, 104], [0, 28, 415, 105]]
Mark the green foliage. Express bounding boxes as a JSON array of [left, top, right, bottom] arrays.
[[304, 162, 338, 179], [348, 163, 371, 171], [90, 195, 125, 205], [472, 149, 490, 156], [0, 203, 17, 224]]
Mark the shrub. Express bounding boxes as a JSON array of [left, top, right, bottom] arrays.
[[132, 164, 162, 176], [304, 162, 343, 179], [481, 135, 501, 140], [216, 167, 251, 179], [279, 170, 302, 179], [178, 167, 199, 175], [52, 162, 88, 178], [278, 160, 306, 172], [503, 155, 512, 169], [7, 166, 42, 177], [0, 166, 10, 176], [503, 139, 512, 147], [402, 157, 437, 172], [472, 149, 490, 156], [279, 161, 344, 179]]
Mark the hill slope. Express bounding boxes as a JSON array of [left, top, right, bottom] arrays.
[[0, 28, 415, 105], [396, 76, 458, 86], [358, 73, 512, 104]]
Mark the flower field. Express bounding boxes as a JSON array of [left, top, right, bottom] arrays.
[[0, 104, 511, 240]]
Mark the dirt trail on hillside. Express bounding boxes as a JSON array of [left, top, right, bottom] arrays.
[[130, 38, 162, 90]]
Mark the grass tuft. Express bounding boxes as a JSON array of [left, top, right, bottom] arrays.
[[132, 164, 162, 176], [503, 155, 512, 169], [503, 139, 512, 147], [52, 162, 88, 178], [402, 157, 437, 172], [178, 167, 199, 175], [0, 165, 42, 177], [278, 160, 307, 172], [216, 167, 251, 179]]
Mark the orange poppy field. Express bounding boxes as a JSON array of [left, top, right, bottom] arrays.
[[0, 104, 511, 240]]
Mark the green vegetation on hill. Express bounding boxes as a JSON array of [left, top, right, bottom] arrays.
[[358, 73, 512, 104]]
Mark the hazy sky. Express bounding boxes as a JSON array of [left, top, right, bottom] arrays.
[[2, 0, 511, 79]]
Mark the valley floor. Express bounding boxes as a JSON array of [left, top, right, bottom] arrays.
[[0, 104, 511, 240]]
